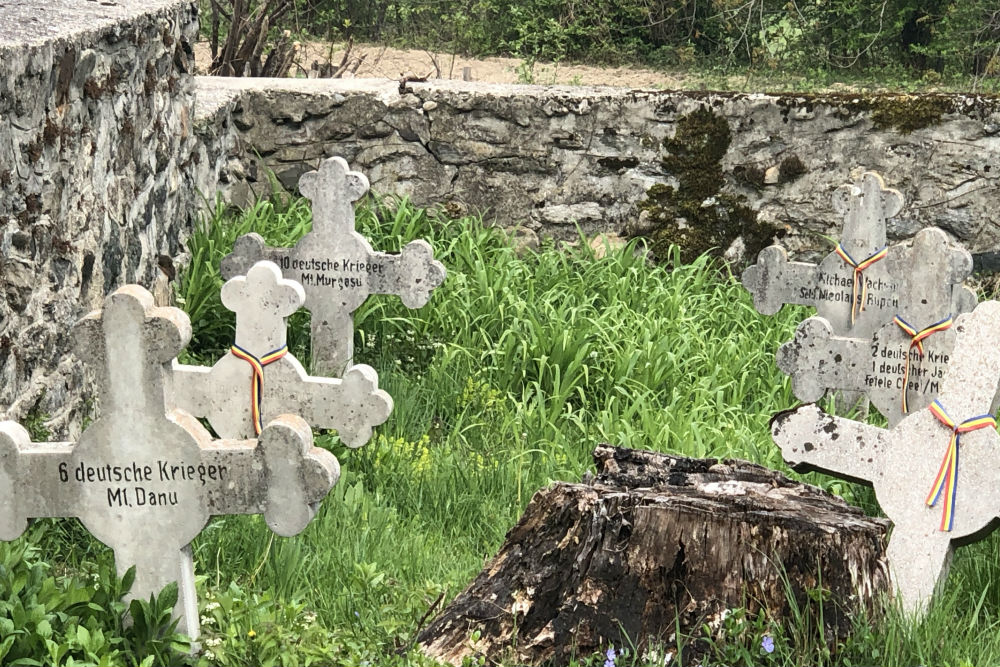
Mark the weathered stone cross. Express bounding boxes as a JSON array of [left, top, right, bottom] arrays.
[[772, 300, 1000, 614], [775, 227, 976, 426], [221, 156, 446, 376], [742, 171, 973, 341], [170, 261, 393, 442], [0, 286, 339, 641], [742, 170, 976, 410]]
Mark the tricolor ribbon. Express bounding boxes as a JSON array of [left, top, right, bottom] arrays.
[[925, 399, 996, 532], [835, 244, 888, 325], [893, 315, 953, 413], [230, 343, 288, 436]]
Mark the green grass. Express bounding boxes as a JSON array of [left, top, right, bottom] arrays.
[[7, 194, 1000, 665]]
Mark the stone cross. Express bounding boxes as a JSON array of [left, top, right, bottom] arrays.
[[775, 227, 976, 426], [742, 171, 973, 341], [170, 261, 393, 442], [771, 300, 1000, 614], [221, 156, 447, 376], [0, 286, 339, 641]]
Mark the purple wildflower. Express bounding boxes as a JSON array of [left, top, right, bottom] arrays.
[[762, 635, 775, 654], [603, 646, 617, 667]]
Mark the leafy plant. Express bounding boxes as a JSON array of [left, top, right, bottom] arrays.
[[12, 194, 1000, 665]]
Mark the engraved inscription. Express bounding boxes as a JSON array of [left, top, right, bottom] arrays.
[[800, 273, 899, 309], [57, 460, 229, 509], [863, 342, 948, 395], [278, 256, 387, 290]]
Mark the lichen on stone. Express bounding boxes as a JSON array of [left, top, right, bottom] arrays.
[[636, 106, 783, 265]]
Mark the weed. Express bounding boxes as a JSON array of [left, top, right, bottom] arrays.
[[10, 194, 1000, 665]]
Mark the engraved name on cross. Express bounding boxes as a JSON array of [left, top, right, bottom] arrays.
[[170, 261, 393, 441], [771, 300, 1000, 614], [742, 171, 976, 410], [221, 156, 446, 376], [0, 286, 339, 641], [775, 227, 976, 426]]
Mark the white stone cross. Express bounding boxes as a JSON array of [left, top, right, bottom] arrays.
[[170, 261, 393, 442], [775, 227, 976, 426], [742, 171, 973, 340], [221, 156, 446, 376], [772, 300, 1000, 614], [0, 286, 339, 641]]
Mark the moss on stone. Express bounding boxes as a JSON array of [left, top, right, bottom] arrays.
[[772, 92, 970, 133], [597, 156, 639, 172], [636, 106, 783, 265], [870, 96, 953, 133], [661, 107, 730, 201], [734, 164, 767, 189], [779, 154, 806, 181]]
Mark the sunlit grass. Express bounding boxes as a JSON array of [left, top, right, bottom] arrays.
[[8, 193, 1000, 665]]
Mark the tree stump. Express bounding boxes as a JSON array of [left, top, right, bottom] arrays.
[[417, 445, 890, 666]]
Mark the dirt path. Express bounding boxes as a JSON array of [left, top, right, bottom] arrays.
[[193, 40, 693, 89]]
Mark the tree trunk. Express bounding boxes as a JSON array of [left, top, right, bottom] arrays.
[[417, 445, 890, 666]]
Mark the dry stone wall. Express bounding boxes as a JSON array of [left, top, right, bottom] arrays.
[[0, 0, 199, 435], [194, 78, 1000, 268]]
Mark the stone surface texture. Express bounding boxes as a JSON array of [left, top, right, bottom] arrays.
[[0, 0, 199, 436], [220, 157, 446, 376], [170, 261, 393, 441], [0, 285, 339, 640], [771, 300, 1000, 614], [194, 78, 1000, 269], [776, 226, 976, 425]]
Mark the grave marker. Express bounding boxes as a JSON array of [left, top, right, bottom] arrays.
[[170, 261, 393, 442], [743, 171, 974, 339], [0, 286, 340, 640], [771, 300, 1000, 613], [776, 227, 975, 426], [222, 156, 446, 376]]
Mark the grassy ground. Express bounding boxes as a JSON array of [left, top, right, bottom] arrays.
[[5, 195, 1000, 665]]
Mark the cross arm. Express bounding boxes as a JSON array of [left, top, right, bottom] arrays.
[[741, 246, 820, 316], [281, 363, 393, 448], [0, 422, 77, 540], [953, 285, 978, 317], [367, 240, 447, 308], [221, 234, 293, 280], [168, 361, 216, 418], [196, 415, 339, 537], [770, 404, 887, 486], [776, 316, 870, 402]]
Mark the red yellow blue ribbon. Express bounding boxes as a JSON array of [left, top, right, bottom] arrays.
[[835, 244, 888, 325], [230, 344, 288, 436], [893, 315, 953, 413], [925, 399, 996, 532]]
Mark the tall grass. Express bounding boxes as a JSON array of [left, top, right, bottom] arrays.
[[8, 194, 1000, 665]]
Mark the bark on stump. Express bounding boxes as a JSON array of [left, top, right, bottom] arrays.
[[417, 445, 890, 666]]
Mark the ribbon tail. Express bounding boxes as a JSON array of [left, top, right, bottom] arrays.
[[942, 438, 959, 532]]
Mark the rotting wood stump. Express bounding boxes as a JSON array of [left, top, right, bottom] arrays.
[[417, 445, 890, 666]]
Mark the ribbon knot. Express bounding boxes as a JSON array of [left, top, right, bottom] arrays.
[[925, 399, 996, 532], [893, 315, 953, 413], [230, 344, 288, 436], [835, 244, 888, 325]]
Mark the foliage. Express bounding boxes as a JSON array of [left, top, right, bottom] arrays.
[[0, 525, 190, 666], [197, 0, 1000, 88], [201, 0, 301, 76], [638, 106, 785, 264], [11, 195, 1000, 665]]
